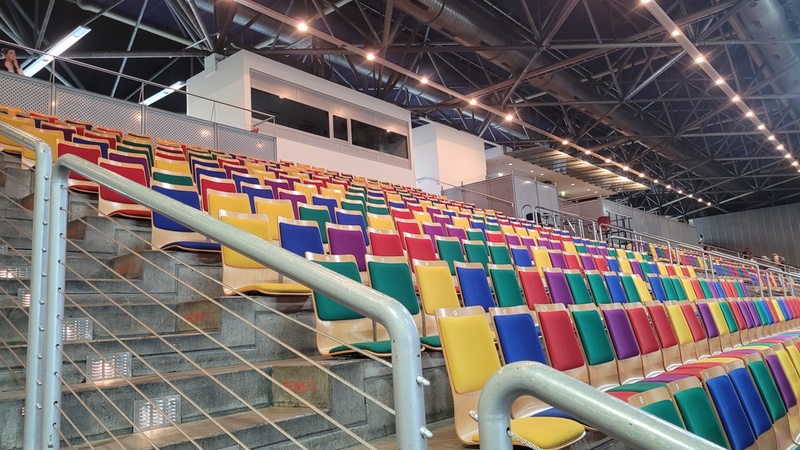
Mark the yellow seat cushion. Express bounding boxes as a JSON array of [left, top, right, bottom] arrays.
[[472, 416, 586, 448], [236, 282, 311, 296]]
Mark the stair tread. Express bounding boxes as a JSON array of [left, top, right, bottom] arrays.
[[70, 405, 315, 450]]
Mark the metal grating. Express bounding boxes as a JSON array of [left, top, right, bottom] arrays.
[[0, 244, 8, 254], [0, 266, 30, 280], [216, 123, 276, 160], [55, 86, 143, 133], [145, 108, 216, 149], [17, 288, 30, 307], [63, 317, 92, 342], [0, 72, 51, 114], [133, 395, 181, 431], [86, 351, 132, 381]]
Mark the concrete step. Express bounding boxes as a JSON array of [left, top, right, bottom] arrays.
[[111, 250, 225, 300]]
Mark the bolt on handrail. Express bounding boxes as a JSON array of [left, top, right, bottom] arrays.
[[38, 154, 429, 449], [0, 121, 53, 450], [478, 361, 724, 450]]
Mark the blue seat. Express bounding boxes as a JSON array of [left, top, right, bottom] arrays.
[[455, 261, 495, 311], [151, 182, 220, 252], [647, 274, 668, 301], [604, 272, 628, 303], [277, 218, 324, 257]]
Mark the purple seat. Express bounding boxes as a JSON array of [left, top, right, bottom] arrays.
[[445, 225, 468, 244], [427, 207, 441, 216], [520, 236, 537, 256], [108, 151, 150, 180], [421, 222, 446, 243], [579, 253, 596, 270], [696, 303, 719, 339], [598, 246, 610, 257], [630, 261, 645, 278], [505, 234, 521, 246], [737, 301, 756, 329], [263, 178, 292, 196], [602, 309, 641, 360], [766, 354, 797, 409], [277, 188, 309, 218], [327, 224, 369, 272], [538, 238, 552, 249], [432, 214, 451, 228], [548, 250, 568, 269], [543, 269, 574, 305], [743, 301, 762, 328], [586, 245, 599, 256]]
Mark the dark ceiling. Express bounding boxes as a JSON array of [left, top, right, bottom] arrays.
[[2, 0, 800, 222]]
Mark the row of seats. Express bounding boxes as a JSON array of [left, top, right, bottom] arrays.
[[437, 297, 800, 447]]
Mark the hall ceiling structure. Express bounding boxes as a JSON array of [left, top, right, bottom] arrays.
[[2, 0, 800, 222]]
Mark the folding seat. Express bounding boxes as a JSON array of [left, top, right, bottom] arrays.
[[364, 229, 402, 258], [617, 257, 634, 275], [625, 388, 685, 429], [488, 264, 526, 308], [455, 262, 495, 311], [197, 175, 236, 212], [435, 236, 464, 275], [238, 183, 274, 212], [463, 239, 491, 272], [644, 303, 683, 370], [583, 270, 611, 305], [694, 301, 723, 356], [444, 224, 468, 245], [518, 267, 550, 307], [366, 255, 439, 349], [593, 254, 610, 272], [545, 249, 568, 270], [598, 303, 646, 384], [680, 277, 699, 302], [97, 158, 150, 218], [465, 228, 487, 246], [206, 190, 251, 220], [415, 260, 461, 338], [669, 276, 689, 301], [603, 272, 628, 303], [664, 303, 701, 363], [57, 140, 103, 192], [631, 275, 654, 302], [253, 198, 295, 243], [647, 274, 668, 302], [436, 306, 586, 446], [665, 376, 730, 448], [306, 253, 390, 356], [578, 253, 596, 271], [334, 208, 368, 245], [509, 244, 533, 267], [366, 212, 395, 232], [543, 268, 575, 305], [150, 182, 219, 252], [487, 242, 513, 266], [405, 234, 437, 267], [277, 218, 325, 259], [606, 257, 622, 273], [326, 223, 368, 280], [618, 274, 642, 303], [431, 214, 451, 228], [564, 269, 592, 305], [450, 216, 470, 230], [568, 304, 622, 390], [73, 135, 111, 158], [116, 142, 153, 167], [395, 219, 422, 248], [535, 304, 592, 386], [366, 203, 390, 215], [618, 304, 667, 377], [277, 188, 311, 218], [298, 203, 333, 245], [530, 247, 552, 277]]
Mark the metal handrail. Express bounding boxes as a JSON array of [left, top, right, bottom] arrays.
[[0, 122, 53, 450], [478, 362, 724, 450], [37, 154, 430, 449]]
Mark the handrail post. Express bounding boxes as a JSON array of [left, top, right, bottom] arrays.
[[40, 155, 429, 449], [0, 122, 53, 450], [478, 362, 724, 450]]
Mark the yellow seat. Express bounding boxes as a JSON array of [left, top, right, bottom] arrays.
[[367, 212, 395, 231], [437, 306, 586, 447], [207, 190, 252, 218], [219, 211, 310, 296], [254, 198, 296, 243]]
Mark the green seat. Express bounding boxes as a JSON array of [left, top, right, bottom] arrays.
[[642, 399, 685, 429], [152, 169, 193, 186], [367, 204, 389, 215], [307, 254, 392, 356], [435, 236, 465, 275], [572, 308, 616, 367], [464, 240, 491, 272], [718, 302, 739, 333], [586, 271, 612, 304], [367, 255, 438, 350], [669, 277, 688, 301], [620, 274, 642, 303], [488, 264, 525, 308], [486, 222, 501, 232], [748, 360, 787, 423], [671, 382, 728, 448], [117, 143, 153, 166], [662, 276, 679, 300], [298, 204, 333, 244], [699, 279, 714, 298], [487, 243, 513, 266], [565, 270, 593, 304], [341, 198, 367, 220], [466, 228, 486, 245]]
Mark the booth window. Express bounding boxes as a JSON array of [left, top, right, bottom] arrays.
[[351, 119, 408, 158], [251, 89, 330, 137]]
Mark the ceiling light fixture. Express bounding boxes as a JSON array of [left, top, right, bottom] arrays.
[[366, 52, 376, 61], [715, 78, 724, 85], [694, 55, 705, 64], [677, 189, 683, 194], [605, 158, 611, 163], [505, 113, 513, 121], [140, 81, 186, 106], [469, 98, 477, 105], [731, 95, 741, 102], [666, 184, 672, 189], [778, 144, 786, 150], [745, 111, 754, 117], [420, 76, 429, 84], [768, 135, 775, 141], [297, 21, 309, 32], [24, 25, 91, 77], [561, 139, 569, 145], [584, 150, 591, 155], [757, 124, 765, 130], [671, 29, 681, 37]]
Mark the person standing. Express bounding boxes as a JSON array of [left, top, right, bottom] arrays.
[[2, 48, 24, 75]]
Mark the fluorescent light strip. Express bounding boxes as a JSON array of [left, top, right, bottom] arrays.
[[24, 26, 91, 77], [140, 81, 187, 106]]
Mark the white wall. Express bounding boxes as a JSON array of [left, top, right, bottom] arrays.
[[187, 50, 415, 184], [412, 122, 487, 194]]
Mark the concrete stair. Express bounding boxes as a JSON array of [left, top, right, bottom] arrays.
[[0, 151, 457, 450]]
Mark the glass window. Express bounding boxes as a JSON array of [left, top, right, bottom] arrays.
[[351, 119, 408, 158], [251, 89, 329, 137], [333, 115, 348, 141]]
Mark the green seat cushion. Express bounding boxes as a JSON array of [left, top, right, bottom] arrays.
[[608, 381, 666, 393], [329, 340, 393, 356], [572, 310, 615, 365], [673, 388, 728, 448], [642, 400, 685, 429]]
